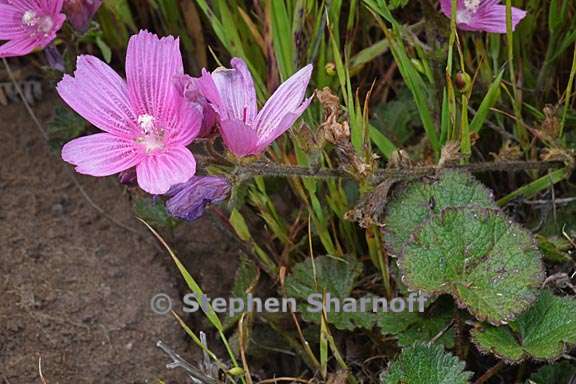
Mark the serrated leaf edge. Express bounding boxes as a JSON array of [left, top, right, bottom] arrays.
[[397, 207, 545, 325]]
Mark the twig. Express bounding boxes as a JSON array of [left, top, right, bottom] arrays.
[[429, 319, 455, 345], [2, 58, 162, 253], [522, 197, 576, 205], [228, 160, 566, 182], [473, 361, 505, 384]]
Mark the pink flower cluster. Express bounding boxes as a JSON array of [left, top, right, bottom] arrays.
[[0, 0, 103, 57], [0, 0, 529, 220], [58, 30, 314, 197]]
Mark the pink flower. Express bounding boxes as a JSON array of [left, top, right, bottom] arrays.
[[440, 0, 526, 33], [58, 30, 202, 194], [198, 58, 313, 157], [165, 176, 231, 222], [176, 75, 218, 138], [62, 0, 102, 32], [0, 0, 66, 58]]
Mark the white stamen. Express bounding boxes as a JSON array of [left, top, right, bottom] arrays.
[[463, 0, 481, 12], [22, 10, 37, 26], [137, 134, 165, 153], [136, 114, 165, 153], [138, 114, 155, 133]]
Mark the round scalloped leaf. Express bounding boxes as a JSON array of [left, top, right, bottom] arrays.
[[472, 291, 576, 363], [384, 170, 496, 254], [284, 256, 375, 331], [380, 343, 472, 384], [527, 361, 576, 384], [400, 208, 544, 324], [377, 296, 455, 348]]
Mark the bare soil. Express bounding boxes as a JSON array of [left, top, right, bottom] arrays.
[[0, 93, 239, 383]]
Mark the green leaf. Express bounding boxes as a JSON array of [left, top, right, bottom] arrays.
[[384, 170, 496, 254], [103, 0, 136, 31], [472, 291, 576, 362], [48, 104, 86, 151], [377, 296, 455, 348], [470, 70, 503, 134], [133, 197, 175, 229], [497, 168, 570, 206], [380, 343, 472, 384], [388, 0, 410, 10], [285, 256, 375, 330], [95, 36, 112, 63], [370, 88, 419, 146], [400, 208, 544, 324], [526, 361, 576, 384], [223, 256, 259, 329], [369, 124, 397, 159]]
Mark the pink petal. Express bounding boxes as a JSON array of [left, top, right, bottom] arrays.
[[125, 30, 184, 126], [255, 96, 312, 152], [62, 133, 140, 176], [169, 101, 202, 146], [0, 37, 39, 57], [41, 0, 63, 15], [57, 55, 138, 137], [219, 119, 259, 157], [176, 74, 217, 137], [196, 68, 223, 112], [0, 3, 26, 40], [255, 64, 313, 144], [439, 0, 453, 17], [210, 57, 257, 122], [4, 1, 40, 11], [136, 147, 197, 194], [469, 4, 526, 33]]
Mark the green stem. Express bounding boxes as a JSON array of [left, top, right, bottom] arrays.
[[560, 42, 576, 139], [505, 0, 527, 145]]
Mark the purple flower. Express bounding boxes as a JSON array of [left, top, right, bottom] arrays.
[[165, 176, 231, 222], [198, 58, 313, 157], [176, 75, 218, 138], [44, 43, 64, 71], [62, 0, 102, 32], [440, 0, 526, 33], [0, 0, 66, 58], [58, 30, 202, 195]]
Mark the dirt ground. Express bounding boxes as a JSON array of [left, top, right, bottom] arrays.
[[0, 93, 240, 383]]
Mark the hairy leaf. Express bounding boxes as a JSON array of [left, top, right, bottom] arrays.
[[380, 343, 472, 384], [223, 256, 260, 329], [472, 291, 576, 362], [133, 197, 175, 229], [384, 171, 496, 254], [377, 296, 455, 348], [526, 361, 576, 384], [285, 256, 375, 330], [48, 104, 86, 151], [400, 208, 543, 324]]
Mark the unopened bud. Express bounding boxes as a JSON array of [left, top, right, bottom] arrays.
[[455, 71, 472, 93]]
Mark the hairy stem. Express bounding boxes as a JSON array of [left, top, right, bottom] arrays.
[[198, 159, 567, 183]]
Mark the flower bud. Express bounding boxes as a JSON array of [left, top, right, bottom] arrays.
[[454, 71, 472, 93]]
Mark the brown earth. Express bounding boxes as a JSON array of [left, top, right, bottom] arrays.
[[0, 92, 240, 383]]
